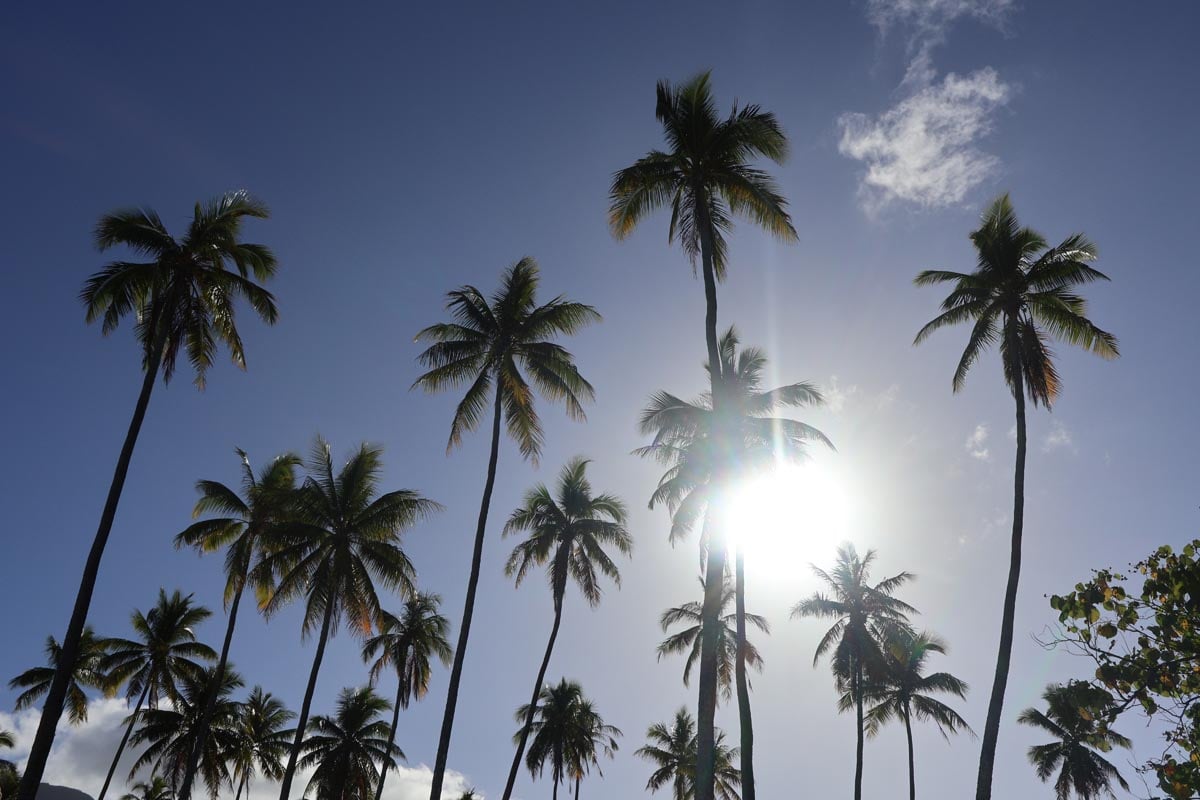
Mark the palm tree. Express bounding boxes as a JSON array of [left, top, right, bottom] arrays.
[[518, 680, 619, 800], [173, 449, 300, 800], [611, 77, 798, 800], [128, 666, 244, 798], [9, 625, 115, 724], [256, 438, 440, 800], [914, 194, 1118, 800], [412, 257, 598, 800], [792, 543, 914, 800], [299, 687, 403, 800], [658, 576, 767, 702], [0, 737, 16, 800], [98, 590, 217, 800], [565, 698, 621, 800], [0, 733, 11, 750], [119, 777, 174, 800], [500, 457, 632, 800], [228, 687, 294, 800], [1018, 683, 1130, 800], [20, 192, 279, 800], [361, 593, 452, 800], [853, 630, 972, 800], [636, 709, 742, 800]]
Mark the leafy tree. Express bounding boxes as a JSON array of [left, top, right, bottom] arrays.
[[173, 449, 300, 800], [518, 680, 619, 800], [413, 257, 598, 800], [914, 193, 1118, 800], [9, 625, 115, 724], [299, 687, 402, 800], [792, 543, 914, 800], [119, 777, 174, 800], [362, 593, 452, 800], [20, 192, 279, 800], [229, 687, 294, 800], [255, 438, 439, 800], [99, 590, 216, 800], [566, 697, 621, 800], [1019, 683, 1130, 800], [501, 457, 632, 800], [636, 708, 742, 800]]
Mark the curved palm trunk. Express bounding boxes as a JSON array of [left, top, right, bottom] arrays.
[[277, 596, 335, 800], [501, 595, 565, 800], [234, 775, 245, 800], [18, 346, 163, 800], [854, 654, 864, 800], [552, 773, 559, 800], [732, 546, 755, 800], [97, 681, 151, 800], [974, 381, 1026, 800], [428, 385, 505, 800], [904, 707, 916, 800], [374, 674, 406, 800]]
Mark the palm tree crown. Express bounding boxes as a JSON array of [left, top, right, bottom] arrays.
[[119, 777, 173, 800], [518, 680, 620, 800], [636, 708, 742, 800], [229, 687, 294, 800], [1019, 683, 1130, 800], [299, 687, 403, 800], [9, 626, 115, 724]]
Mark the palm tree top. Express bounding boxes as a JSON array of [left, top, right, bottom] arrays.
[[1019, 682, 1131, 800]]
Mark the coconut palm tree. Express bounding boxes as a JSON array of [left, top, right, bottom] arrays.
[[98, 590, 217, 800], [792, 544, 914, 800], [565, 698, 621, 800], [119, 777, 174, 800], [658, 576, 767, 703], [0, 733, 11, 750], [299, 687, 403, 800], [852, 630, 972, 800], [20, 192, 279, 800], [612, 76, 798, 800], [518, 680, 619, 800], [0, 738, 16, 800], [128, 666, 244, 798], [914, 194, 1119, 800], [9, 625, 115, 724], [636, 709, 742, 800], [229, 687, 294, 800], [256, 438, 439, 800], [1018, 683, 1130, 800], [500, 457, 632, 800], [361, 593, 452, 800], [412, 257, 598, 800], [173, 450, 300, 800]]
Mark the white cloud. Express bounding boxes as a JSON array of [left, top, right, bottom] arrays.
[[874, 383, 901, 411], [866, 0, 1015, 44], [965, 423, 991, 461], [823, 375, 858, 414], [1043, 420, 1076, 454]]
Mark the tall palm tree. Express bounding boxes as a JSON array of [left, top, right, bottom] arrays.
[[914, 194, 1119, 800], [98, 590, 217, 800], [298, 687, 403, 800], [792, 543, 914, 800], [1018, 683, 1130, 800], [228, 687, 294, 800], [0, 736, 16, 800], [361, 593, 452, 800], [119, 777, 174, 800], [658, 577, 767, 702], [412, 257, 598, 800], [565, 698, 621, 800], [173, 449, 300, 800], [518, 680, 619, 800], [611, 77, 797, 800], [9, 625, 115, 724], [256, 438, 439, 800], [500, 457, 632, 800], [636, 709, 742, 800], [20, 192, 279, 800], [853, 630, 972, 800]]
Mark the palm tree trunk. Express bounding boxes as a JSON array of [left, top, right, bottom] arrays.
[[428, 384, 505, 800], [17, 345, 163, 800], [278, 596, 335, 800], [374, 674, 406, 800], [854, 654, 864, 800], [97, 681, 150, 800], [501, 597, 564, 800], [552, 773, 559, 800], [732, 545, 755, 800], [694, 189, 722, 381], [904, 708, 916, 800], [974, 380, 1026, 800], [234, 775, 244, 800], [573, 776, 580, 800]]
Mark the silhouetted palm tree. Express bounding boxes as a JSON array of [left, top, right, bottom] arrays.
[[299, 687, 402, 800], [20, 192, 279, 800], [362, 593, 452, 800], [255, 438, 438, 800], [1018, 683, 1130, 800], [0, 733, 11, 750], [914, 194, 1119, 800], [501, 457, 631, 800], [792, 544, 914, 800], [636, 709, 742, 800], [413, 257, 598, 800], [566, 698, 621, 800], [173, 449, 300, 800], [119, 777, 173, 800], [9, 625, 115, 724], [99, 590, 216, 800], [229, 687, 294, 800], [518, 680, 619, 800]]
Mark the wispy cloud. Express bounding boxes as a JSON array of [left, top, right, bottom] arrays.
[[823, 375, 858, 414], [965, 423, 991, 461], [865, 0, 1015, 45], [1043, 420, 1076, 454]]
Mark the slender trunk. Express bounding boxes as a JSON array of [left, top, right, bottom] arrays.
[[694, 190, 722, 382], [277, 596, 335, 800], [552, 773, 559, 800], [428, 384, 505, 800], [18, 344, 163, 800], [732, 546, 755, 800], [501, 596, 565, 800], [97, 681, 150, 800], [234, 776, 244, 800], [974, 379, 1026, 800], [573, 776, 579, 800], [904, 706, 916, 800], [178, 577, 246, 800], [375, 673, 405, 800], [854, 654, 864, 800]]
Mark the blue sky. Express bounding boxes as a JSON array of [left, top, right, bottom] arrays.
[[2, 1, 1199, 798]]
